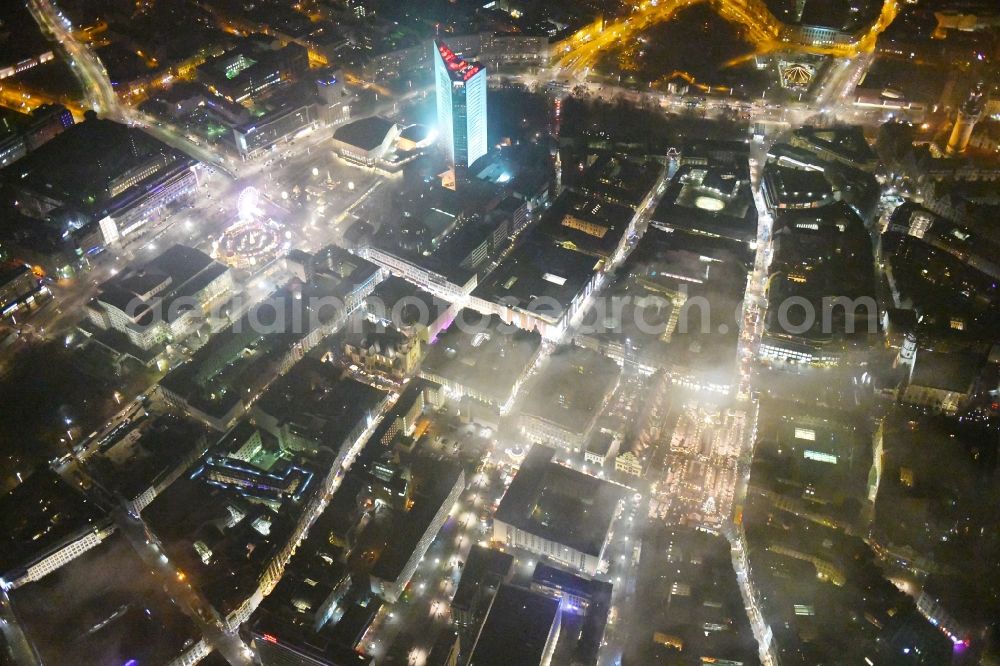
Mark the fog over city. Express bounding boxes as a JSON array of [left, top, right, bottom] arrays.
[[0, 0, 998, 665]]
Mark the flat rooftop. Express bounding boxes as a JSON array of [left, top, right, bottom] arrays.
[[421, 310, 541, 406], [144, 476, 296, 614], [90, 414, 208, 500], [585, 430, 617, 457], [535, 191, 633, 259], [96, 244, 227, 322], [0, 468, 106, 578], [753, 398, 872, 506], [367, 276, 447, 328], [909, 350, 981, 394], [370, 459, 462, 583], [160, 287, 321, 419], [399, 124, 433, 143], [0, 261, 31, 285], [355, 379, 437, 468], [472, 236, 600, 321], [0, 108, 32, 139], [196, 43, 306, 93], [578, 226, 749, 374], [792, 126, 877, 165], [576, 154, 662, 209], [520, 345, 620, 435], [494, 445, 623, 557], [431, 211, 509, 273], [329, 598, 382, 649], [255, 357, 386, 449], [653, 162, 757, 244], [532, 561, 600, 600], [251, 610, 372, 665], [10, 534, 202, 665], [468, 584, 561, 666], [856, 57, 949, 105], [762, 162, 834, 208], [0, 3, 54, 62], [0, 117, 191, 212], [889, 203, 1000, 282], [370, 179, 500, 281], [765, 203, 875, 340], [796, 0, 883, 32], [682, 139, 752, 165], [452, 544, 513, 611], [332, 116, 395, 152], [627, 526, 758, 665], [307, 244, 382, 300]]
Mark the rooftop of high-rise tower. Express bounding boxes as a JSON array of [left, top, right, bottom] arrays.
[[435, 40, 484, 82]]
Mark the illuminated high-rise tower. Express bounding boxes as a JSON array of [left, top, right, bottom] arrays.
[[434, 40, 488, 169], [946, 83, 985, 155]]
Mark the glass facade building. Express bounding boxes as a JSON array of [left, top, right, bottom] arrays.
[[434, 40, 488, 169]]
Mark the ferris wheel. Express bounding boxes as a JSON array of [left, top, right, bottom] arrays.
[[237, 186, 260, 221]]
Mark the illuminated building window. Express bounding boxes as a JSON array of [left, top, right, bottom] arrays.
[[804, 450, 837, 464], [794, 427, 816, 441]]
